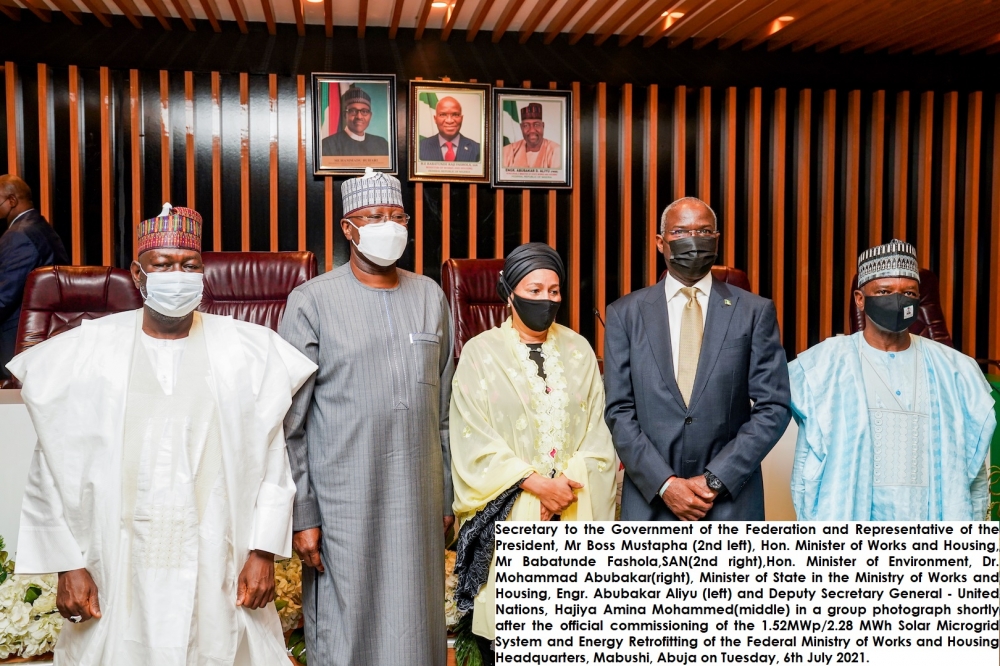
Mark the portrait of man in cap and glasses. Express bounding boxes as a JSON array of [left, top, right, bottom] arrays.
[[315, 76, 396, 173]]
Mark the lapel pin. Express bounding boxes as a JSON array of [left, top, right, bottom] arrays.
[[723, 299, 732, 307]]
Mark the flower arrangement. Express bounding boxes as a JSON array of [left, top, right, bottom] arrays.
[[444, 550, 460, 630], [0, 537, 62, 661], [274, 554, 303, 635]]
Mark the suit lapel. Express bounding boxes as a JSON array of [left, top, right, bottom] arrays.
[[687, 278, 739, 410], [639, 282, 685, 408]]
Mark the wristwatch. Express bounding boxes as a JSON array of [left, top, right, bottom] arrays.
[[703, 470, 724, 492]]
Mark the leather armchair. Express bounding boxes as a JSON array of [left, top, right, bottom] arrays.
[[199, 251, 317, 332], [441, 258, 508, 362], [658, 266, 753, 292], [848, 269, 953, 347]]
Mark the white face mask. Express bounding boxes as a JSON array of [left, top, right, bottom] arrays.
[[348, 220, 408, 267], [138, 266, 204, 318]]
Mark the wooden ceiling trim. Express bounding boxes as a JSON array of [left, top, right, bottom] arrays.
[[441, 0, 469, 40], [466, 0, 498, 41], [593, 0, 652, 46], [518, 0, 559, 42], [47, 0, 83, 24], [0, 3, 20, 19], [789, 0, 899, 51], [414, 0, 434, 38], [358, 0, 367, 37], [260, 0, 276, 34], [909, 11, 1000, 54], [885, 8, 995, 54], [106, 0, 143, 28], [567, 0, 618, 45], [323, 0, 332, 37], [715, 0, 801, 49], [837, 0, 953, 50], [860, 1, 964, 52], [142, 0, 174, 30], [756, 0, 858, 50], [618, 0, 685, 47], [646, 0, 735, 48], [958, 32, 1000, 55], [165, 0, 196, 31], [77, 0, 112, 27], [388, 0, 405, 37], [541, 0, 589, 44], [492, 0, 527, 42], [688, 0, 772, 46], [194, 0, 221, 32], [223, 0, 246, 32]]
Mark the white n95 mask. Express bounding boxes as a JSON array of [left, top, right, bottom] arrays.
[[139, 267, 204, 318], [349, 220, 408, 267]]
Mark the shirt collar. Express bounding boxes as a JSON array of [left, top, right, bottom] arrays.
[[344, 127, 365, 141], [8, 209, 33, 225], [439, 134, 458, 148], [664, 270, 713, 301]]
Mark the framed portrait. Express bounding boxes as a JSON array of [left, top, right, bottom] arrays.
[[313, 73, 397, 176], [408, 80, 491, 183], [492, 88, 572, 189]]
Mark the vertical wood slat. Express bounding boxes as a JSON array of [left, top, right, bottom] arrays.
[[673, 85, 685, 199], [938, 91, 958, 333], [795, 89, 812, 354], [723, 87, 737, 269], [442, 182, 451, 261], [645, 84, 658, 286], [297, 75, 307, 251], [547, 80, 557, 248], [100, 67, 113, 266], [414, 75, 425, 272], [962, 91, 982, 356], [916, 91, 934, 268], [844, 90, 861, 330], [211, 72, 222, 251], [570, 81, 581, 331], [160, 70, 171, 204], [990, 93, 1000, 361], [595, 82, 607, 356], [619, 83, 632, 297], [69, 65, 82, 265], [468, 80, 479, 257], [868, 90, 885, 247], [771, 88, 787, 340], [892, 91, 910, 242], [818, 90, 836, 341], [746, 87, 761, 292], [130, 69, 143, 259], [184, 71, 195, 210], [697, 86, 711, 205], [37, 64, 51, 223], [269, 74, 279, 251], [239, 72, 250, 252], [493, 79, 504, 259], [521, 79, 531, 244], [5, 62, 19, 176], [325, 177, 333, 272]]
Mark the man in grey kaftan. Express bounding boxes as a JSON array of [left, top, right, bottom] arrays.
[[280, 169, 453, 666]]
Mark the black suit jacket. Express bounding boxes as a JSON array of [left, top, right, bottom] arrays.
[[0, 209, 69, 377], [418, 134, 480, 162], [604, 277, 791, 521]]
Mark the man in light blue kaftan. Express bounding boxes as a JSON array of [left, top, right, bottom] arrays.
[[789, 240, 995, 521]]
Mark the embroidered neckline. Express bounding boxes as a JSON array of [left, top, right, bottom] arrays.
[[503, 319, 569, 476]]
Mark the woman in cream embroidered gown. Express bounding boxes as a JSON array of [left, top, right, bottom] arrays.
[[449, 243, 617, 648]]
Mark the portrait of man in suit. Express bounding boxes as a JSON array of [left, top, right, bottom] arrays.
[[418, 97, 481, 163], [604, 196, 791, 522]]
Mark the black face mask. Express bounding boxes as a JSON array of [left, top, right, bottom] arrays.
[[511, 293, 561, 333], [666, 235, 718, 282], [864, 293, 919, 333]]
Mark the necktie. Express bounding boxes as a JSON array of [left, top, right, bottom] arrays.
[[444, 141, 456, 161], [676, 286, 703, 406]]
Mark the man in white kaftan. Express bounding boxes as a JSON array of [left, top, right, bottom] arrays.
[[7, 204, 316, 666], [789, 240, 995, 521]]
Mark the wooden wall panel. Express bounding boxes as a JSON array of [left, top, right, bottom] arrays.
[[2, 64, 997, 362]]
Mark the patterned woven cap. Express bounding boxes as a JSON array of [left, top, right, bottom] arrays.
[[857, 238, 919, 287], [342, 86, 371, 107], [520, 102, 543, 120], [341, 167, 403, 216], [137, 202, 203, 255]]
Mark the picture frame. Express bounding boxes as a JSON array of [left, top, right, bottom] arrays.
[[313, 73, 397, 176], [408, 80, 491, 184], [492, 88, 573, 189]]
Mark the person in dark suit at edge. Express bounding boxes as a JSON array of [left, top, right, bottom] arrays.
[[604, 196, 791, 521], [417, 97, 481, 163], [0, 175, 69, 380]]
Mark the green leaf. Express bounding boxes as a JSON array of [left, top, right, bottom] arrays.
[[453, 613, 484, 666], [1, 550, 8, 564], [0, 571, 7, 585], [24, 585, 42, 604], [274, 599, 288, 611]]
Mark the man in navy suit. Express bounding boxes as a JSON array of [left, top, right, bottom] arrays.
[[604, 197, 790, 521], [418, 97, 480, 162], [0, 175, 69, 379]]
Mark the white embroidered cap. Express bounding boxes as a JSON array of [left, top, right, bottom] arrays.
[[857, 239, 920, 287], [341, 167, 403, 216]]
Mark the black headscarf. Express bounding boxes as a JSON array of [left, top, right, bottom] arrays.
[[496, 242, 566, 302]]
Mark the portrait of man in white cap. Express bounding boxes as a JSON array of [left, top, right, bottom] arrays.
[[280, 168, 453, 666], [789, 239, 996, 521]]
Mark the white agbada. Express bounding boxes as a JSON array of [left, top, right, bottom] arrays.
[[7, 309, 317, 666]]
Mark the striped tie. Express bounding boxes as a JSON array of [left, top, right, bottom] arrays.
[[676, 286, 703, 406]]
